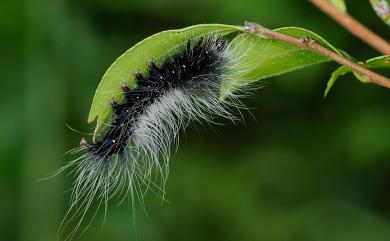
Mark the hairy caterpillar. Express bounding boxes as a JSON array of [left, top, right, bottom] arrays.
[[58, 28, 256, 239], [58, 22, 333, 239]]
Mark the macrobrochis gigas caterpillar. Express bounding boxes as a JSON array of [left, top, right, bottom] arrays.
[[58, 22, 335, 238]]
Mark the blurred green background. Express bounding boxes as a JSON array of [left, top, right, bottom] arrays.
[[1, 0, 390, 240]]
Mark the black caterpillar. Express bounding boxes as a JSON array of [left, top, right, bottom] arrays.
[[60, 35, 247, 240], [81, 37, 228, 158]]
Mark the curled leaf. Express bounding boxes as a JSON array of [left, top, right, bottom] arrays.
[[324, 66, 351, 97]]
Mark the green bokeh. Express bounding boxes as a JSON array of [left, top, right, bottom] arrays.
[[1, 0, 390, 241]]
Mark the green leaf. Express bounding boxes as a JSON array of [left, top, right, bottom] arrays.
[[88, 24, 339, 139], [369, 0, 390, 25], [324, 55, 390, 97], [364, 55, 390, 68], [352, 71, 370, 84], [324, 66, 351, 97], [221, 27, 337, 96], [328, 0, 347, 12]]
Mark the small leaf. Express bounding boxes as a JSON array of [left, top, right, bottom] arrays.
[[357, 55, 390, 82], [324, 55, 390, 96], [369, 0, 390, 25], [363, 55, 390, 68], [328, 0, 347, 12], [324, 66, 351, 97], [352, 70, 371, 84]]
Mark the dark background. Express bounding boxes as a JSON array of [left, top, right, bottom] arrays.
[[1, 0, 390, 240]]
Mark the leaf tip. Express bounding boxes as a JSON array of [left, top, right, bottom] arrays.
[[324, 83, 333, 98]]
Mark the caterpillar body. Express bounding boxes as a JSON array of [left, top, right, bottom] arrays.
[[60, 30, 255, 239], [82, 37, 229, 158]]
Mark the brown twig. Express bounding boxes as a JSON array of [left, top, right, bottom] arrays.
[[244, 22, 390, 89], [310, 0, 390, 55]]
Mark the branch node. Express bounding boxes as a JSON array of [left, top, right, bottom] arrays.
[[299, 36, 316, 46], [244, 21, 261, 33]]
